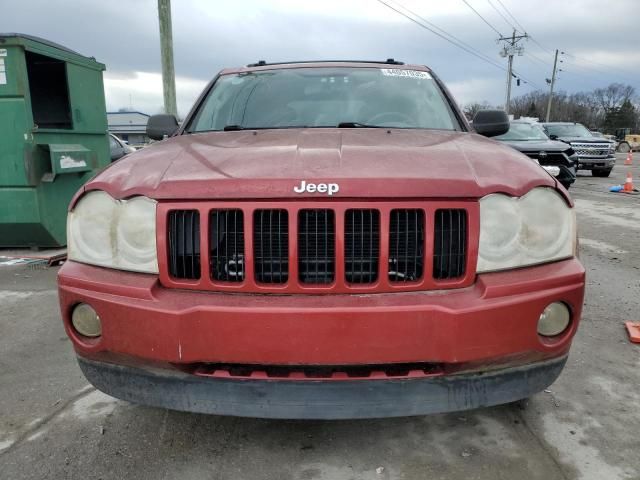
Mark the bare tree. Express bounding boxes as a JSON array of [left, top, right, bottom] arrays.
[[462, 101, 496, 120], [475, 83, 640, 133], [593, 83, 635, 111]]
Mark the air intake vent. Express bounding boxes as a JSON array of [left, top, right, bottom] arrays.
[[210, 210, 245, 282], [168, 210, 201, 279], [433, 209, 467, 279], [298, 209, 335, 284], [345, 209, 380, 284], [254, 209, 289, 284], [388, 209, 424, 282]]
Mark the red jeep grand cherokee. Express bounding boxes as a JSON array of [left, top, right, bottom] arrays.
[[58, 60, 585, 419]]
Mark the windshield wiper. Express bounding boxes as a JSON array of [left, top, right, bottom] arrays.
[[337, 122, 384, 128], [223, 125, 245, 131]]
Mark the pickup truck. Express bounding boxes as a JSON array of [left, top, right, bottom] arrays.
[[541, 122, 616, 177]]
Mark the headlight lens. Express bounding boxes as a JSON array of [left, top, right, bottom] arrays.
[[477, 188, 575, 273], [68, 191, 158, 273]]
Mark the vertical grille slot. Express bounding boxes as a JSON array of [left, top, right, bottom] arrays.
[[298, 209, 335, 284], [254, 209, 289, 284], [210, 210, 245, 282], [168, 210, 201, 279], [388, 209, 424, 282], [433, 209, 467, 280], [345, 209, 380, 284]]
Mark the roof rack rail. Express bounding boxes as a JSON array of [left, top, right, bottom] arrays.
[[245, 59, 405, 68]]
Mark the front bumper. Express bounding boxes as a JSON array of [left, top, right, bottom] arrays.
[[577, 156, 615, 170], [58, 258, 585, 416], [78, 355, 567, 419]]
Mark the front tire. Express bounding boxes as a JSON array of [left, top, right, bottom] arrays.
[[592, 169, 612, 178], [617, 142, 630, 153]]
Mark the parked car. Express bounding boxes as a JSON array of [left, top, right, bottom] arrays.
[[541, 122, 616, 177], [109, 133, 136, 161], [495, 120, 577, 189], [58, 60, 585, 419]]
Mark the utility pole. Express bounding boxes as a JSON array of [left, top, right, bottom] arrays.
[[157, 0, 177, 117], [545, 49, 560, 122], [498, 29, 527, 115]]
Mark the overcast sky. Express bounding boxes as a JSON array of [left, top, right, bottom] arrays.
[[3, 0, 639, 116]]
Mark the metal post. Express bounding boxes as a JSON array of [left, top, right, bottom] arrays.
[[545, 49, 559, 123], [158, 0, 177, 117]]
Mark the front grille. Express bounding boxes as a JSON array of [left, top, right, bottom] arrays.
[[254, 209, 289, 284], [210, 209, 245, 282], [163, 202, 472, 292], [571, 142, 611, 157], [345, 209, 380, 284], [433, 209, 467, 279], [168, 210, 201, 279], [298, 209, 335, 284], [388, 209, 425, 282]]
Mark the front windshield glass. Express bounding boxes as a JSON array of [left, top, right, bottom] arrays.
[[187, 67, 461, 132], [544, 123, 592, 138], [496, 122, 548, 141]]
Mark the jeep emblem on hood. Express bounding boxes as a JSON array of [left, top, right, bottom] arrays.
[[293, 180, 339, 196]]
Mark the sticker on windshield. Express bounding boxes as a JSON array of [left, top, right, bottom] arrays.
[[380, 69, 432, 79]]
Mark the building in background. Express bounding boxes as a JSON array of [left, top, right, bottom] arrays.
[[107, 111, 150, 147]]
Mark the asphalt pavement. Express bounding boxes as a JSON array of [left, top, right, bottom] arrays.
[[1, 153, 639, 480]]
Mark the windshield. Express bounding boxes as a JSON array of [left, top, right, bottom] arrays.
[[187, 67, 461, 132], [495, 122, 548, 141], [544, 123, 592, 138]]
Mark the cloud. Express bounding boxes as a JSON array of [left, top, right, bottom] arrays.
[[103, 70, 207, 115], [3, 0, 639, 115]]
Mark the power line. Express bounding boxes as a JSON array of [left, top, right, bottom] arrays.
[[486, 0, 518, 32], [528, 36, 555, 57], [524, 51, 552, 67], [460, 0, 503, 36], [388, 0, 504, 68], [563, 52, 638, 80], [376, 0, 505, 70], [377, 0, 540, 88], [494, 0, 526, 33]]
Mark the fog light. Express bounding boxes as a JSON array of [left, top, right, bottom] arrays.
[[537, 302, 570, 337], [71, 304, 102, 337]]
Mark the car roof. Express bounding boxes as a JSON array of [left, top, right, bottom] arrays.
[[219, 60, 432, 75], [540, 122, 582, 125]]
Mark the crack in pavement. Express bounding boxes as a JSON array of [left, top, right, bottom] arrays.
[[0, 385, 96, 457]]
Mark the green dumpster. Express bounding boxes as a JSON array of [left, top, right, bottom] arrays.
[[0, 33, 110, 247]]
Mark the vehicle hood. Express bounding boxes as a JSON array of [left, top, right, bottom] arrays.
[[498, 139, 572, 153], [84, 129, 555, 202]]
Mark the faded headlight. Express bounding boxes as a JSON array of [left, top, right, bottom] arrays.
[[68, 191, 158, 273], [477, 187, 576, 273]]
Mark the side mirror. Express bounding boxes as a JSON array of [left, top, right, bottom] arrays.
[[472, 110, 509, 137], [549, 134, 558, 140], [147, 114, 179, 141]]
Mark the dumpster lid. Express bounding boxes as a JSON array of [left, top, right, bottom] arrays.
[[0, 33, 104, 70], [0, 33, 81, 56]]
